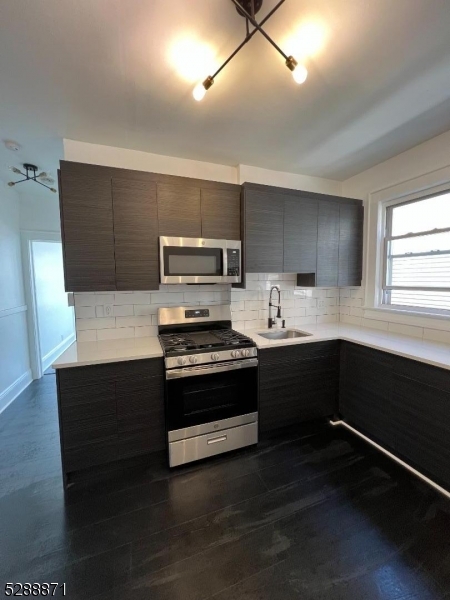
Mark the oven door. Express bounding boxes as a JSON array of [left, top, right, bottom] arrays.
[[166, 359, 258, 440], [159, 236, 241, 284]]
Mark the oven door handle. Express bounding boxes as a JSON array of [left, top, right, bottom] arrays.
[[166, 358, 258, 380]]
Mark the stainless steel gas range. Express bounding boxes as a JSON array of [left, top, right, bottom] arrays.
[[158, 305, 258, 467]]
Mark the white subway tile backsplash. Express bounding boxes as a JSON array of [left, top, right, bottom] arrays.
[[135, 325, 158, 337], [423, 328, 450, 344], [75, 306, 96, 319], [97, 327, 135, 340], [77, 330, 97, 342], [134, 304, 158, 316], [341, 314, 362, 326], [360, 318, 389, 331], [75, 277, 344, 341], [295, 316, 318, 326], [115, 292, 151, 305], [76, 317, 115, 331], [116, 316, 153, 328], [151, 292, 184, 304], [317, 314, 339, 324], [388, 322, 424, 338], [113, 305, 134, 317]]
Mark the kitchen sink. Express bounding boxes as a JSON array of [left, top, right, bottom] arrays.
[[258, 329, 312, 340]]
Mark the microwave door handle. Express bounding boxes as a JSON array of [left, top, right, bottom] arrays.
[[166, 358, 258, 380], [222, 243, 228, 278]]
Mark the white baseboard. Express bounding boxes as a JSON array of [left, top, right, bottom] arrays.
[[0, 369, 33, 415], [42, 334, 76, 372], [330, 419, 450, 500]]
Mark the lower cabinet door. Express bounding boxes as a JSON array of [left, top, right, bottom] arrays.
[[64, 437, 118, 472], [259, 355, 339, 433], [339, 342, 395, 450], [116, 375, 165, 458], [392, 373, 450, 489]]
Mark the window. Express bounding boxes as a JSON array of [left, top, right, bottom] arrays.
[[382, 191, 450, 314]]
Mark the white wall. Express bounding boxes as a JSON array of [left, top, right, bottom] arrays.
[[342, 129, 450, 200], [0, 183, 31, 412], [63, 139, 342, 195], [63, 139, 238, 184], [341, 128, 450, 333], [32, 241, 75, 369], [20, 194, 61, 233], [238, 165, 342, 196]]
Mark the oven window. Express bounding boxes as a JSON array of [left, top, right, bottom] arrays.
[[163, 247, 222, 276], [166, 366, 258, 431]]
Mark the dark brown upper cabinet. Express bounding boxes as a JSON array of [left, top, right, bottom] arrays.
[[243, 189, 284, 273], [242, 183, 363, 285], [59, 171, 116, 291], [317, 201, 339, 287], [157, 183, 202, 238], [284, 197, 318, 274], [201, 188, 241, 240], [112, 178, 159, 291], [338, 203, 364, 287], [59, 161, 241, 291]]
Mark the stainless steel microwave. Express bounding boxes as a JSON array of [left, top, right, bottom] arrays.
[[159, 237, 242, 284]]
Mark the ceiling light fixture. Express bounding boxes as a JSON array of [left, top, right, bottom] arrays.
[[8, 163, 57, 193], [193, 0, 307, 101], [4, 140, 21, 152]]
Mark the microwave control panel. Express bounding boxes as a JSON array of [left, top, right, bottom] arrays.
[[227, 248, 240, 277]]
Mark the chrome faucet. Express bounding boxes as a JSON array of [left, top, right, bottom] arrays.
[[268, 285, 281, 328]]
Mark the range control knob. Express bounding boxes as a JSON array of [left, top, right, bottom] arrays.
[[231, 350, 240, 358], [189, 355, 198, 364], [211, 353, 220, 361], [242, 349, 251, 357], [177, 357, 187, 366]]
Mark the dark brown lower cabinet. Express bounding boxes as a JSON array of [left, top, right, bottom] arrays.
[[339, 342, 395, 450], [57, 358, 165, 479], [391, 359, 450, 490], [259, 341, 339, 433], [340, 342, 450, 490]]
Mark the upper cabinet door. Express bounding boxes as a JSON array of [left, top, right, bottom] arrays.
[[59, 171, 116, 291], [244, 190, 284, 273], [317, 201, 339, 287], [338, 204, 364, 287], [201, 189, 241, 240], [157, 183, 201, 238], [112, 178, 159, 291], [283, 197, 318, 274]]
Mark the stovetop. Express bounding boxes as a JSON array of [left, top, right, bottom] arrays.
[[159, 328, 255, 356]]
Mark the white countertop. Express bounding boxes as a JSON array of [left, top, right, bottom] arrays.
[[240, 323, 450, 371], [53, 323, 450, 371], [52, 336, 163, 369]]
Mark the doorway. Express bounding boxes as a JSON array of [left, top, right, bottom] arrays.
[[22, 232, 75, 379]]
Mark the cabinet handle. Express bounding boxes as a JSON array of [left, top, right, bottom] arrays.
[[207, 435, 227, 445]]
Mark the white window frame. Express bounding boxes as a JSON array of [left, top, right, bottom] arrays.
[[362, 164, 450, 328], [380, 191, 450, 316]]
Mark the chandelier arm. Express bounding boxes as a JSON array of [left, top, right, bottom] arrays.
[[10, 177, 29, 184], [211, 0, 286, 80], [229, 0, 289, 60], [34, 179, 54, 191]]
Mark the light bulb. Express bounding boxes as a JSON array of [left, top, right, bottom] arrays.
[[292, 64, 308, 84], [193, 83, 206, 101]]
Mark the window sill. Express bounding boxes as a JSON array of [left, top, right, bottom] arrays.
[[363, 306, 450, 332]]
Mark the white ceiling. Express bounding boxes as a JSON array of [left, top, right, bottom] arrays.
[[1, 0, 450, 194]]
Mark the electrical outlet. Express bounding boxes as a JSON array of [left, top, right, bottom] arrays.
[[104, 304, 113, 317], [317, 299, 326, 308]]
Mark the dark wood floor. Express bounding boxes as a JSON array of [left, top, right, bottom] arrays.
[[1, 375, 450, 600]]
